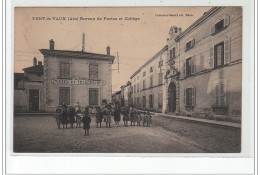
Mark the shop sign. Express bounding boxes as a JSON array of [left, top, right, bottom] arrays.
[[51, 78, 106, 86]]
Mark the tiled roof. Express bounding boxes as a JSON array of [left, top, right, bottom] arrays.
[[22, 65, 43, 74], [39, 49, 115, 62]]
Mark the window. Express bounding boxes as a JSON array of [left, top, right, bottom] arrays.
[[150, 76, 153, 88], [59, 87, 70, 105], [149, 94, 154, 108], [158, 93, 163, 108], [184, 87, 196, 107], [142, 96, 146, 108], [134, 85, 136, 94], [215, 83, 226, 106], [89, 64, 98, 80], [186, 58, 192, 76], [60, 62, 70, 78], [89, 88, 98, 105], [214, 42, 224, 67], [185, 38, 195, 51], [137, 97, 140, 106], [137, 84, 139, 93], [210, 15, 230, 35], [215, 20, 224, 32], [158, 59, 163, 68], [143, 71, 146, 77], [143, 80, 146, 89], [171, 48, 176, 59], [150, 67, 153, 73], [158, 73, 163, 85]]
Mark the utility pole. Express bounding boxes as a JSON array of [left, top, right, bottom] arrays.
[[82, 33, 85, 52]]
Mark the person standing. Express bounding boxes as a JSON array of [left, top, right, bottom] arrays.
[[95, 107, 103, 128], [82, 110, 91, 136], [75, 102, 81, 113], [122, 107, 129, 127], [114, 106, 121, 126]]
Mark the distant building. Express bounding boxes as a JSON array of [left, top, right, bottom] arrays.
[[120, 81, 132, 107], [14, 57, 44, 112], [112, 90, 121, 106], [130, 46, 168, 112], [165, 7, 242, 118]]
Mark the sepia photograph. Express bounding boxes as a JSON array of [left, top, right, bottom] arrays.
[[13, 6, 242, 153]]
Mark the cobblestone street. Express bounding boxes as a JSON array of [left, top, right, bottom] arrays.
[[13, 114, 241, 153]]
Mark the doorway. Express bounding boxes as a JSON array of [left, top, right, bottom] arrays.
[[29, 89, 39, 112], [168, 83, 176, 112]]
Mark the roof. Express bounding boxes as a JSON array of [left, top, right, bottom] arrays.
[[22, 65, 43, 74], [130, 45, 168, 79], [175, 7, 222, 41], [39, 49, 115, 62]]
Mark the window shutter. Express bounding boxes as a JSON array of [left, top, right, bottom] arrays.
[[183, 62, 186, 77], [191, 38, 195, 47], [192, 87, 196, 106], [210, 26, 215, 35], [183, 89, 186, 106], [89, 64, 98, 80], [191, 56, 196, 74], [209, 47, 214, 68], [224, 15, 230, 27], [215, 84, 219, 106], [224, 38, 231, 64], [220, 83, 225, 106]]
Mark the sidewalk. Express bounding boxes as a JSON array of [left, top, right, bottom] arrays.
[[145, 111, 241, 129]]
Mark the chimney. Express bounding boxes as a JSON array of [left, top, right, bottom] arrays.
[[106, 46, 110, 56], [33, 57, 37, 66], [50, 39, 55, 50], [38, 61, 42, 66]]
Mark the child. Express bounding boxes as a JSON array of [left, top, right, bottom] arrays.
[[146, 112, 152, 127], [96, 107, 103, 128], [136, 111, 141, 126], [82, 110, 91, 136]]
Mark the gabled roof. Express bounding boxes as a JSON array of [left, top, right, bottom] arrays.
[[22, 65, 43, 74], [39, 49, 115, 62]]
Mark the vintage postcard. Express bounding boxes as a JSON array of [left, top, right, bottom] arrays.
[[13, 6, 243, 154]]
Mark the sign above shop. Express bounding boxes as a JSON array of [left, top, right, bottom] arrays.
[[51, 78, 106, 86]]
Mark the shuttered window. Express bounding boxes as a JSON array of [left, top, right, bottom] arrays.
[[89, 64, 98, 80], [150, 76, 153, 88], [149, 94, 154, 108], [142, 96, 146, 108], [89, 88, 98, 105], [60, 62, 70, 78], [143, 80, 146, 89], [59, 87, 70, 105], [184, 87, 196, 106], [158, 92, 163, 108], [186, 57, 192, 76], [214, 42, 224, 67], [158, 73, 163, 85], [215, 83, 226, 106]]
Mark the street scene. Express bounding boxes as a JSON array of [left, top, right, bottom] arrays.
[[14, 114, 240, 153], [13, 7, 242, 153]]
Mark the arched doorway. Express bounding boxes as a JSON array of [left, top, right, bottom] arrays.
[[168, 82, 176, 112]]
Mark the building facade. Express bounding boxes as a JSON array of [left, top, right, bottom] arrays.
[[120, 81, 132, 107], [130, 46, 168, 112], [14, 58, 44, 112], [165, 7, 242, 118], [40, 40, 115, 112]]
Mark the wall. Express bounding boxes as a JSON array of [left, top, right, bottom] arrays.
[[43, 55, 113, 112]]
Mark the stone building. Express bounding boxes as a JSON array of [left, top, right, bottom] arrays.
[[38, 39, 115, 112], [14, 57, 44, 112], [130, 46, 168, 112], [165, 7, 242, 118]]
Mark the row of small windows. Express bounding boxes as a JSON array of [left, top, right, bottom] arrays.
[[59, 62, 99, 80], [133, 73, 163, 94], [134, 93, 163, 109], [183, 39, 231, 77], [59, 87, 99, 106]]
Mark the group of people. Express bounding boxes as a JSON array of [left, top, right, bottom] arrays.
[[57, 102, 153, 136]]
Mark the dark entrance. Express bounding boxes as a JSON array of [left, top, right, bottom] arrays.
[[29, 89, 39, 111], [168, 83, 176, 112]]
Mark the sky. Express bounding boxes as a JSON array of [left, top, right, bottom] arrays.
[[14, 7, 211, 92]]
